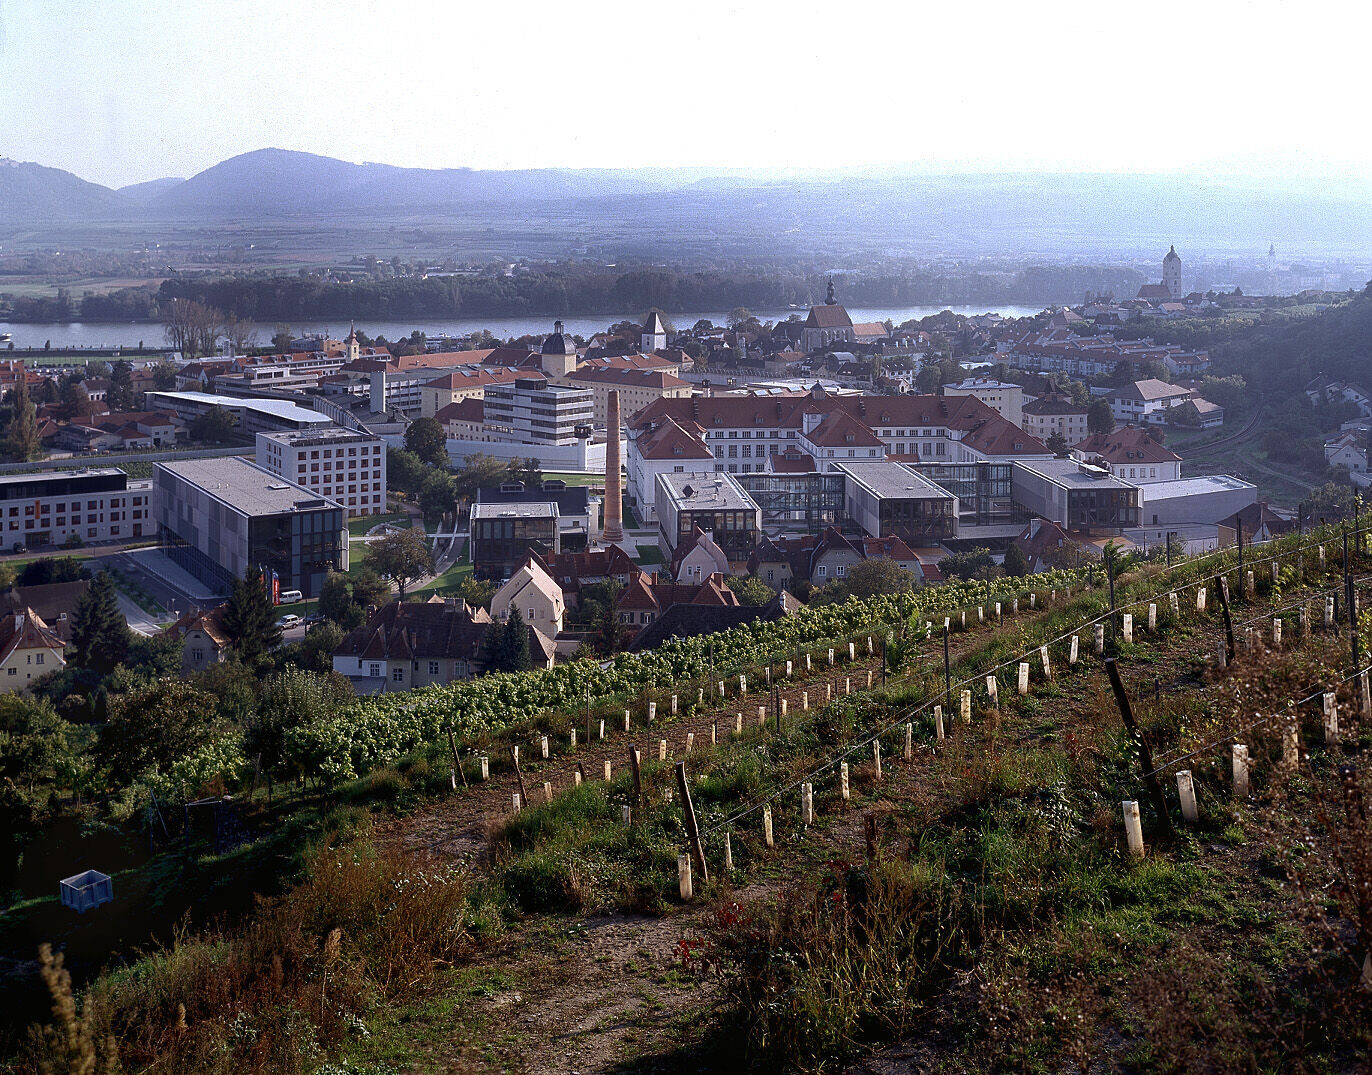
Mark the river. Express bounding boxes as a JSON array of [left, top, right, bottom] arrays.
[[0, 304, 1047, 352]]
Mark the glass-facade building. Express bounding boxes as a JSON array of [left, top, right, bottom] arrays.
[[913, 462, 1026, 530], [655, 472, 761, 562], [155, 459, 346, 598], [737, 472, 846, 535], [470, 502, 560, 580]]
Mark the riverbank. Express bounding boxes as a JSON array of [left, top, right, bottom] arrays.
[[0, 303, 1046, 350]]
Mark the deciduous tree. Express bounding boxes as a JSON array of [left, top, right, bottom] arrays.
[[403, 416, 449, 467], [161, 297, 222, 359], [368, 528, 433, 598]]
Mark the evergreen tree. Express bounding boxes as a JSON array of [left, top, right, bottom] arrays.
[[107, 360, 136, 411], [1087, 399, 1116, 435], [220, 565, 283, 666], [1003, 542, 1031, 577], [505, 608, 532, 672], [4, 377, 39, 463], [489, 608, 532, 673], [69, 571, 131, 674]]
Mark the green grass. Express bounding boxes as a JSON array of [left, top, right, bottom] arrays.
[[635, 544, 665, 565], [348, 512, 409, 537], [409, 542, 473, 602], [541, 471, 601, 487]]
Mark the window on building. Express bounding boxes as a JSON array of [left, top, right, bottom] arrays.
[[392, 667, 405, 682], [428, 661, 440, 675]]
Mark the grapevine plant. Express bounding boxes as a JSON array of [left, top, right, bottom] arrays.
[[286, 569, 1093, 783]]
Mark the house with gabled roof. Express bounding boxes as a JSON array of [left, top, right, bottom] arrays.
[[0, 607, 65, 692], [614, 570, 737, 639], [672, 527, 730, 583], [1071, 427, 1182, 483], [163, 605, 231, 673], [331, 597, 554, 693], [491, 558, 566, 636], [528, 546, 636, 605], [626, 588, 801, 652]]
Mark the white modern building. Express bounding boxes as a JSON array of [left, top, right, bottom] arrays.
[[482, 377, 593, 446], [145, 391, 334, 435], [256, 428, 387, 518], [943, 378, 1025, 427], [0, 469, 153, 550]]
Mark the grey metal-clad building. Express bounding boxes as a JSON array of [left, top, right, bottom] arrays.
[[833, 461, 958, 543], [154, 458, 347, 598], [1011, 459, 1141, 534]]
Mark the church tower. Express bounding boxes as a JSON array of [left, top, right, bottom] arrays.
[[346, 323, 361, 363], [1163, 246, 1182, 301], [540, 320, 578, 378], [641, 311, 667, 354]]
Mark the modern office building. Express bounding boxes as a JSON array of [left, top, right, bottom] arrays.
[[255, 428, 387, 518], [0, 469, 153, 549], [475, 479, 599, 552], [470, 501, 560, 581], [154, 458, 348, 598], [912, 461, 1024, 538], [834, 461, 959, 545], [482, 377, 594, 446], [1011, 459, 1141, 534], [145, 391, 333, 435], [735, 470, 846, 535], [654, 471, 761, 563], [1133, 474, 1257, 529]]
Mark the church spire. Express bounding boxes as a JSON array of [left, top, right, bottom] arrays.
[[825, 279, 836, 305]]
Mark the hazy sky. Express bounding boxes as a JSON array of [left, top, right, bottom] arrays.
[[0, 0, 1363, 188]]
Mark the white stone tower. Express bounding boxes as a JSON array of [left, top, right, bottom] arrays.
[[641, 311, 667, 354], [1163, 245, 1182, 301]]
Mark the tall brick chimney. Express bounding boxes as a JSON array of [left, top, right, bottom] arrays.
[[603, 389, 624, 544]]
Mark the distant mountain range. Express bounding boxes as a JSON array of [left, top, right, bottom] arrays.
[[3, 148, 1372, 259]]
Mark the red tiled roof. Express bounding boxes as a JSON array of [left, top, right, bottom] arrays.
[[567, 366, 690, 389], [862, 535, 918, 562], [1073, 427, 1180, 465], [801, 410, 885, 449], [423, 367, 526, 391], [0, 607, 63, 665], [576, 353, 675, 372], [805, 304, 853, 330], [636, 417, 714, 461], [435, 398, 484, 425]]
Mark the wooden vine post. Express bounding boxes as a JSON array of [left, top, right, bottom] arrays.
[[675, 761, 709, 884], [509, 745, 529, 813], [1216, 576, 1237, 663], [628, 745, 643, 808], [943, 624, 952, 709], [447, 726, 468, 788], [1104, 657, 1173, 839]]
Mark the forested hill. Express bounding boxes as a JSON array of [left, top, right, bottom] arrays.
[[1205, 287, 1372, 392]]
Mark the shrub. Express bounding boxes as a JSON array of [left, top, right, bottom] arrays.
[[21, 837, 476, 1075]]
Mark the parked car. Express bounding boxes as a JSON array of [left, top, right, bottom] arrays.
[[276, 614, 302, 629]]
